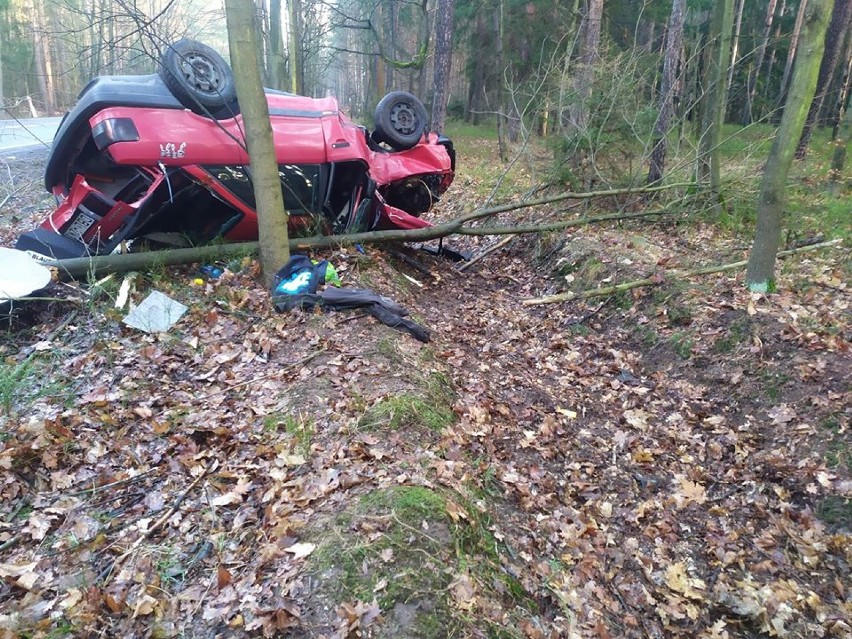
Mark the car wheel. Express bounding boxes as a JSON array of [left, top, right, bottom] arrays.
[[159, 39, 239, 118], [373, 91, 427, 151]]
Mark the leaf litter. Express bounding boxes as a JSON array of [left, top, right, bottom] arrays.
[[0, 144, 850, 638]]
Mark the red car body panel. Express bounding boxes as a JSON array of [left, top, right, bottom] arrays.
[[17, 76, 455, 260]]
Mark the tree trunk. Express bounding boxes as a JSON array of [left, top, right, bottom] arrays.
[[225, 0, 291, 286], [430, 0, 455, 133], [795, 0, 851, 158], [761, 0, 788, 110], [829, 90, 851, 182], [697, 0, 735, 208], [269, 0, 286, 89], [746, 0, 834, 291], [823, 28, 852, 129], [727, 0, 746, 93], [495, 0, 507, 161], [779, 0, 810, 102], [831, 39, 852, 135], [744, 0, 780, 123], [32, 0, 56, 115], [648, 0, 686, 184], [287, 0, 303, 94], [466, 11, 486, 124], [567, 0, 603, 133]]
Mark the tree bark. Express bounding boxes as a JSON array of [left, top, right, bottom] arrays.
[[795, 0, 851, 158], [744, 0, 780, 124], [430, 0, 455, 134], [697, 0, 735, 209], [225, 0, 291, 286], [779, 0, 810, 102], [746, 0, 834, 291], [648, 0, 686, 184]]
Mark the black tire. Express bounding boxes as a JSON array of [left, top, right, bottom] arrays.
[[158, 39, 239, 118], [373, 91, 427, 151]]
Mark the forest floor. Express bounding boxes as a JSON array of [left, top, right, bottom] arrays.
[[0, 128, 850, 639]]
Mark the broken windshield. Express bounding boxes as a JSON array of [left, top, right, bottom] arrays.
[[204, 164, 323, 215]]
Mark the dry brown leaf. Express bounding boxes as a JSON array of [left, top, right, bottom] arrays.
[[217, 566, 232, 589], [0, 561, 39, 589]]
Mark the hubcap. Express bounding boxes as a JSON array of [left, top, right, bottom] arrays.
[[389, 102, 418, 136], [180, 52, 222, 94]]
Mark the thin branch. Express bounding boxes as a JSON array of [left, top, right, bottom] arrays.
[[523, 239, 845, 306]]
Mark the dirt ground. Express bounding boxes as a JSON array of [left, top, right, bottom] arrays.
[[1, 145, 850, 638]]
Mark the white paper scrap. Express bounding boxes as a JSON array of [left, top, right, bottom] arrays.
[[123, 291, 188, 333], [0, 248, 52, 301]]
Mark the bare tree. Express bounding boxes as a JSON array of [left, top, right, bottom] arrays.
[[779, 0, 810, 101], [746, 0, 834, 291], [268, 0, 286, 89], [225, 0, 291, 285], [795, 0, 852, 157], [430, 0, 455, 133], [727, 0, 746, 92], [287, 0, 303, 94], [698, 0, 734, 208], [567, 0, 603, 132], [743, 0, 780, 123], [648, 0, 686, 184]]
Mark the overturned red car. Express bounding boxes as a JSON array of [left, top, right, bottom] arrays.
[[17, 40, 455, 260]]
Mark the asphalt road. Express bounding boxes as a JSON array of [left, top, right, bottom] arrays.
[[0, 117, 62, 153]]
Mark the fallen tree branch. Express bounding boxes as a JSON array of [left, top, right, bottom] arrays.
[[458, 236, 515, 272], [522, 239, 845, 306], [458, 206, 677, 236], [46, 195, 696, 279]]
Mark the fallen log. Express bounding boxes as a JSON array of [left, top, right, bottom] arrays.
[[522, 239, 845, 306], [44, 182, 697, 279]]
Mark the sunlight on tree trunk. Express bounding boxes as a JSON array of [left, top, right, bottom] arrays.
[[746, 0, 834, 291], [225, 0, 291, 287]]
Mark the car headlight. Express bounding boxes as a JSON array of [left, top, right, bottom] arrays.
[[92, 118, 140, 150]]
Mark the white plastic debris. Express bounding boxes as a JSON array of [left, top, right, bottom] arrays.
[[123, 290, 188, 333], [0, 248, 52, 301]]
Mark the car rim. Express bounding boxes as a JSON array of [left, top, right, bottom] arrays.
[[179, 52, 222, 94], [389, 101, 418, 136]]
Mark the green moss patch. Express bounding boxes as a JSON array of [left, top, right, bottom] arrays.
[[302, 486, 535, 638], [358, 373, 455, 432]]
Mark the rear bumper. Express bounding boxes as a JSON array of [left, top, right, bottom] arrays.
[[16, 227, 90, 259]]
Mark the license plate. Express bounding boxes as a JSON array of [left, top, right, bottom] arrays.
[[64, 214, 94, 242]]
